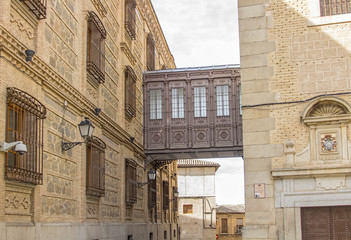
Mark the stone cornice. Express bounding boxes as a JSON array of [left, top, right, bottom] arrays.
[[137, 0, 175, 68], [0, 26, 144, 157]]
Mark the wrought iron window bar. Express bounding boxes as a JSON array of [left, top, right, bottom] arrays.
[[20, 0, 47, 20], [320, 0, 351, 16]]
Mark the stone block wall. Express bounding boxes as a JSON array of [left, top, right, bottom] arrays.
[[0, 0, 177, 239], [239, 0, 351, 239]]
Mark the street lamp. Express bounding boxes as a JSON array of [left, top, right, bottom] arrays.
[[136, 169, 156, 187], [62, 117, 95, 151], [170, 189, 179, 201]]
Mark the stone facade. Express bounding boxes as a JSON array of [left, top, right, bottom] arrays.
[[239, 0, 351, 239], [0, 0, 177, 239], [177, 159, 219, 240]]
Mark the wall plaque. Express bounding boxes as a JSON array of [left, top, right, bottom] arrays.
[[254, 183, 266, 199]]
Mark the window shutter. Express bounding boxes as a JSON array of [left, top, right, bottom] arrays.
[[163, 181, 169, 210]]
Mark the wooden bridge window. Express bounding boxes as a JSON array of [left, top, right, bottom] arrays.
[[216, 85, 230, 116], [171, 88, 184, 119], [320, 0, 351, 16], [126, 158, 137, 205], [150, 89, 162, 120], [86, 136, 106, 197], [87, 11, 106, 84], [6, 88, 46, 185], [125, 0, 136, 39], [20, 0, 47, 19], [147, 34, 155, 71], [194, 86, 207, 117]]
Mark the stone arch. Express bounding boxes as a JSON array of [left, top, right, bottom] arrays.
[[302, 97, 351, 123]]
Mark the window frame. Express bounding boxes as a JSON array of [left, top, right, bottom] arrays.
[[5, 87, 46, 185], [216, 85, 230, 117], [125, 66, 137, 120], [307, 0, 351, 26], [162, 180, 169, 210], [221, 218, 228, 233], [194, 86, 207, 118], [319, 0, 351, 16], [150, 89, 162, 120], [20, 0, 47, 20], [87, 11, 106, 84], [146, 34, 156, 71], [125, 158, 137, 205], [86, 136, 106, 197], [125, 0, 136, 39], [148, 177, 156, 208], [171, 88, 185, 119], [183, 204, 193, 214]]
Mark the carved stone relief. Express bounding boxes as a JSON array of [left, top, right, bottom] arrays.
[[86, 202, 99, 219], [5, 182, 33, 220], [297, 98, 351, 167], [316, 177, 345, 190]]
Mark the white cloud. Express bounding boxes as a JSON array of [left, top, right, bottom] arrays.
[[151, 0, 240, 67], [199, 158, 245, 205]]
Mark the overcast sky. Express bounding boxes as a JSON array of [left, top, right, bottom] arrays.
[[150, 0, 243, 205], [151, 0, 240, 68]]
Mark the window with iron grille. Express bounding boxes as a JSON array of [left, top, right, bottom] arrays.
[[126, 158, 137, 205], [150, 89, 162, 120], [194, 86, 207, 117], [125, 66, 137, 120], [172, 186, 178, 212], [147, 34, 155, 71], [87, 11, 106, 84], [320, 0, 351, 16], [216, 85, 230, 116], [221, 218, 228, 233], [125, 0, 136, 39], [163, 181, 169, 210], [86, 136, 106, 197], [172, 88, 184, 119], [20, 0, 47, 19], [148, 178, 156, 208], [235, 218, 244, 234], [5, 87, 46, 185]]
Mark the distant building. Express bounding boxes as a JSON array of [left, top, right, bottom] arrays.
[[177, 159, 220, 240], [216, 204, 245, 240]]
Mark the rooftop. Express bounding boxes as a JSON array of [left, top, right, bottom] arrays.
[[177, 159, 220, 171], [216, 204, 245, 214], [144, 64, 240, 74]]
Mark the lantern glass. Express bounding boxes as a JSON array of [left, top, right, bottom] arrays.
[[174, 189, 179, 198], [147, 169, 156, 181], [78, 117, 94, 138]]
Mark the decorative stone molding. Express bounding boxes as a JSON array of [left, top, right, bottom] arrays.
[[316, 177, 345, 190], [300, 97, 351, 166], [5, 181, 34, 220], [284, 139, 296, 167], [121, 42, 136, 65], [91, 0, 108, 18]]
